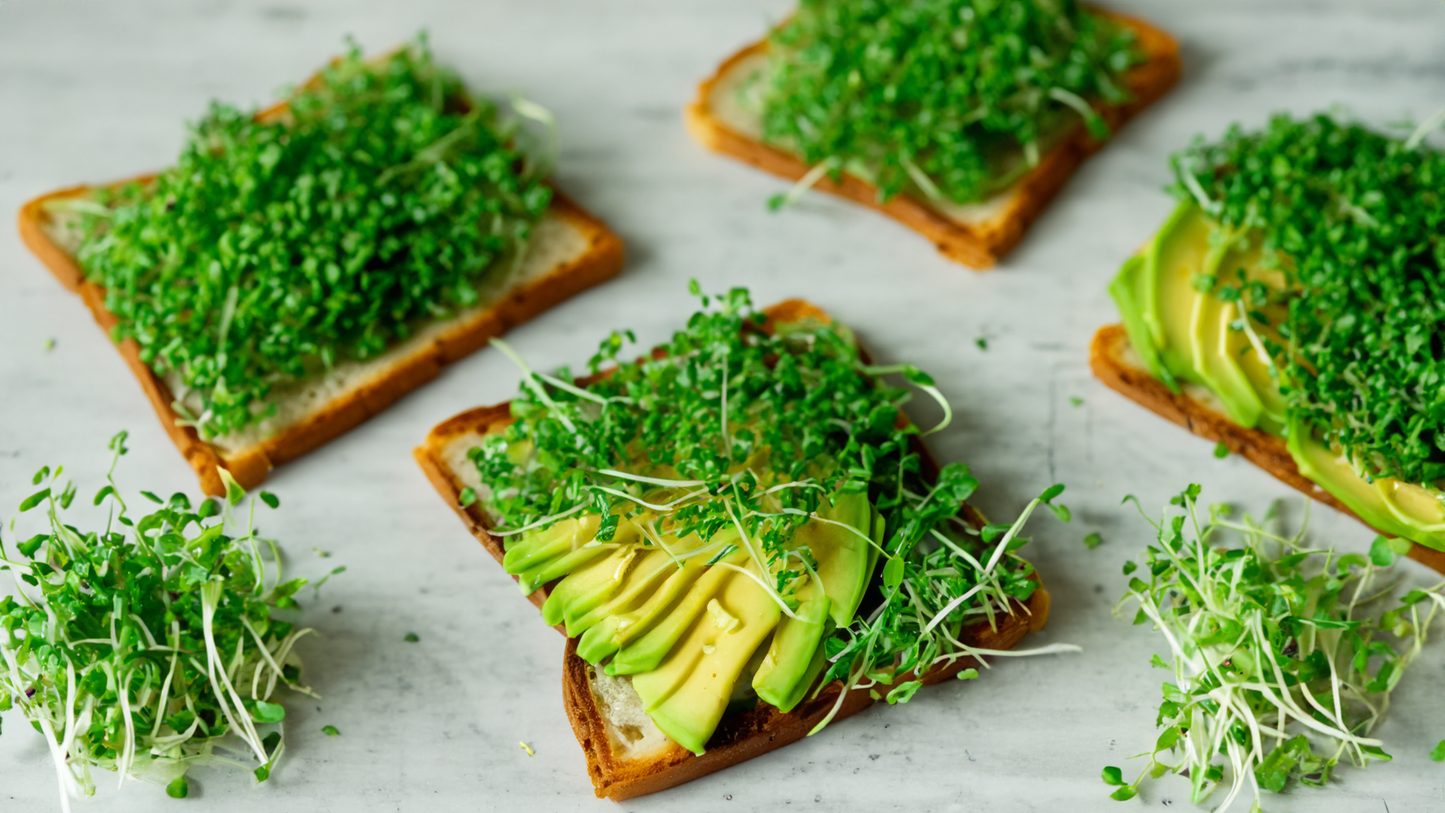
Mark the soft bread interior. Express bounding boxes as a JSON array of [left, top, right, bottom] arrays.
[[705, 50, 1017, 228], [41, 207, 591, 456]]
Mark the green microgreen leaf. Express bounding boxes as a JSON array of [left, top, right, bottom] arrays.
[[322, 725, 340, 737], [1213, 441, 1230, 459], [259, 491, 280, 509], [404, 633, 420, 643], [1083, 532, 1104, 550], [70, 35, 553, 441], [1171, 114, 1445, 485], [1, 437, 319, 803], [752, 1, 1141, 207], [1110, 483, 1443, 811], [1430, 740, 1445, 762]]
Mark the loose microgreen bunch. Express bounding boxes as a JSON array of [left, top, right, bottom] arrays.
[[1171, 113, 1445, 486], [1105, 485, 1444, 811], [752, 0, 1139, 208], [470, 283, 1074, 724], [64, 35, 554, 440], [0, 433, 318, 811]]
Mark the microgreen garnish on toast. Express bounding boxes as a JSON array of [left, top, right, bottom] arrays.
[[55, 35, 554, 441], [752, 0, 1141, 207]]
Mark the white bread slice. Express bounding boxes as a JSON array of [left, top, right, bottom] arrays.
[[20, 41, 625, 503], [1090, 323, 1445, 575], [415, 299, 1051, 799], [20, 182, 622, 497], [685, 6, 1181, 269]]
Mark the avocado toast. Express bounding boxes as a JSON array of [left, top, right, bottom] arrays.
[[416, 291, 1061, 798], [18, 38, 624, 497], [1092, 113, 1445, 573], [685, 1, 1180, 268]]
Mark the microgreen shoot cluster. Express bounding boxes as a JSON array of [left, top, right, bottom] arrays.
[[1171, 113, 1445, 486], [0, 433, 318, 811], [1106, 485, 1444, 811], [470, 284, 1075, 726], [64, 35, 554, 440], [752, 0, 1139, 208]]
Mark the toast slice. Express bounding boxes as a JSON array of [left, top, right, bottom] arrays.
[[1090, 323, 1445, 575], [416, 299, 1052, 799], [19, 75, 625, 498], [684, 7, 1181, 269]]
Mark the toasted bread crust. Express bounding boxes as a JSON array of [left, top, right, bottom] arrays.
[[684, 7, 1181, 269], [1090, 323, 1445, 575], [20, 180, 623, 498], [567, 585, 1048, 800], [417, 300, 1052, 798]]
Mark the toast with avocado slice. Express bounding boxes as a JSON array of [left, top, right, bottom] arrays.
[[685, 2, 1180, 269], [18, 37, 624, 497], [1091, 113, 1445, 575], [416, 292, 1060, 799]]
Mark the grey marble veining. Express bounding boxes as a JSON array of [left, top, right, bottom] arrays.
[[2, 1, 1445, 811]]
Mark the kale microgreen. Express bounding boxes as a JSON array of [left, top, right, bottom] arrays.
[[470, 285, 1075, 728], [751, 0, 1140, 207], [1108, 485, 1444, 811], [0, 433, 318, 810], [1171, 113, 1445, 486], [62, 35, 553, 441]]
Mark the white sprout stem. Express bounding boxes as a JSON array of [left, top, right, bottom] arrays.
[[709, 562, 808, 623], [858, 364, 953, 436], [590, 468, 708, 487], [1405, 107, 1445, 150], [490, 338, 580, 436], [775, 156, 841, 209], [200, 582, 268, 764], [489, 503, 587, 537], [922, 495, 1045, 635], [722, 501, 807, 623]]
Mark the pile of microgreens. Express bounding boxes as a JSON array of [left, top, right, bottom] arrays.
[[1171, 112, 1445, 486], [0, 433, 321, 810], [60, 34, 555, 440], [750, 0, 1140, 209], [469, 284, 1076, 727], [1105, 485, 1445, 812]]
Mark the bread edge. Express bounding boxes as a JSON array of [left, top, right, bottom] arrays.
[[1089, 323, 1445, 575], [19, 181, 624, 498], [414, 299, 1053, 798], [682, 6, 1182, 270]]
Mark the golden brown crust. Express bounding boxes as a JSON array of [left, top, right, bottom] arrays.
[[19, 180, 623, 498], [416, 300, 1052, 798], [1089, 323, 1445, 575], [568, 585, 1049, 801], [683, 7, 1181, 269]]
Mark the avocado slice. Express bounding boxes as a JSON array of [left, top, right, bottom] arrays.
[[501, 514, 604, 576], [1189, 242, 1265, 429], [804, 491, 877, 627], [608, 551, 748, 676], [751, 594, 831, 712], [1287, 415, 1445, 552], [576, 554, 709, 664], [542, 544, 646, 628], [1143, 201, 1216, 386], [1110, 253, 1172, 387], [631, 569, 782, 755], [559, 549, 676, 637]]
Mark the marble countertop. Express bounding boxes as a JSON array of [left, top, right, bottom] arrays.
[[3, 1, 1445, 810]]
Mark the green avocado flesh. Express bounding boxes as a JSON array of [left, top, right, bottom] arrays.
[[501, 489, 879, 753], [1112, 200, 1445, 551]]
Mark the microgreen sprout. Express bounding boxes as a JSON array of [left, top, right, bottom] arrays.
[[0, 432, 319, 810], [470, 284, 1078, 732], [64, 34, 554, 441], [752, 0, 1140, 207], [1170, 114, 1445, 486], [1107, 485, 1444, 811]]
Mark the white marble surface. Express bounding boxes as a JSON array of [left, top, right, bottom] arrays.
[[3, 1, 1445, 811]]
